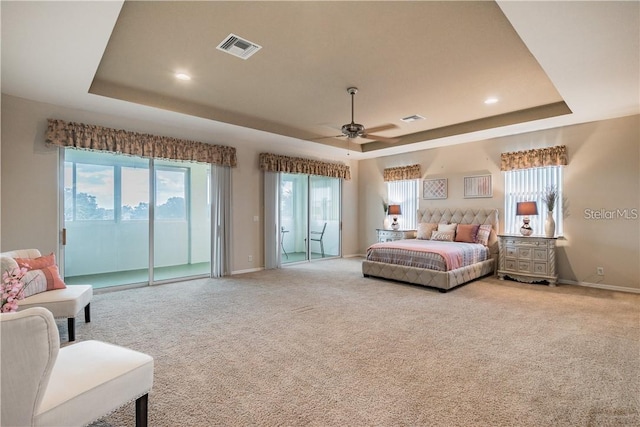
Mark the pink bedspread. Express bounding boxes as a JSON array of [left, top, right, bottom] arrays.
[[366, 239, 489, 271]]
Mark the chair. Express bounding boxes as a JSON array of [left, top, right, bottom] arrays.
[[1, 307, 154, 427], [310, 222, 327, 257], [1, 249, 93, 342]]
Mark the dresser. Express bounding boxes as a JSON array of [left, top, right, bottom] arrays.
[[376, 229, 416, 242], [497, 235, 558, 286]]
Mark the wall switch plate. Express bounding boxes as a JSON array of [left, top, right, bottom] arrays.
[[253, 215, 259, 222], [248, 255, 253, 262], [597, 267, 604, 276]]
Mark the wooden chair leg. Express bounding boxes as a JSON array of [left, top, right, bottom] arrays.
[[136, 394, 149, 427], [84, 303, 91, 323], [67, 317, 76, 341]]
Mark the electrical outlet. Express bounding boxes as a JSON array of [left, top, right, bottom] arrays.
[[248, 255, 253, 262], [597, 267, 604, 276]]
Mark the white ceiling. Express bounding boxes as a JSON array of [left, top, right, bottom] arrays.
[[1, 1, 638, 161]]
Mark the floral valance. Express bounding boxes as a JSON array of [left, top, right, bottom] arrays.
[[46, 119, 237, 167], [259, 153, 351, 180], [383, 164, 421, 182], [500, 145, 567, 171]]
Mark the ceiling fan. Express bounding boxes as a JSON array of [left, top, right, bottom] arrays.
[[319, 87, 399, 143]]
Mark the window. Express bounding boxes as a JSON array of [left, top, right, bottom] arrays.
[[387, 180, 419, 229], [155, 167, 187, 220], [504, 166, 563, 236], [64, 163, 115, 221]]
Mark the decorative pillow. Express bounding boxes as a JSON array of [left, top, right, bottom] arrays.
[[14, 253, 66, 297], [417, 223, 438, 240], [431, 231, 455, 242], [475, 224, 492, 246], [437, 223, 457, 233], [455, 224, 480, 243]]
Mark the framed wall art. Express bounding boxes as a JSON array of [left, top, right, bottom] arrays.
[[423, 178, 448, 200], [464, 174, 492, 198]]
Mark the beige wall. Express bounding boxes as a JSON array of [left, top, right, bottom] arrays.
[[2, 94, 637, 291], [359, 114, 640, 292], [0, 94, 360, 273]]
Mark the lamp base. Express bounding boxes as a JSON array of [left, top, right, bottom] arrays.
[[391, 218, 400, 230], [520, 219, 533, 236]]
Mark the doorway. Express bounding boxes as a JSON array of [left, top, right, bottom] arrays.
[[280, 173, 340, 263]]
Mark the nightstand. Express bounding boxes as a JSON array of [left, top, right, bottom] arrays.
[[376, 229, 416, 243], [497, 234, 558, 286]]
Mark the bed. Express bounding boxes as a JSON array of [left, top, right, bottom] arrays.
[[362, 208, 499, 292]]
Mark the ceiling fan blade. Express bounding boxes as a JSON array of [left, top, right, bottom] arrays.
[[365, 123, 398, 134], [309, 134, 346, 141], [362, 134, 400, 143]]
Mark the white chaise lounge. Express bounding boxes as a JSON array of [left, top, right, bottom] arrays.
[[1, 248, 92, 341], [1, 307, 154, 426]]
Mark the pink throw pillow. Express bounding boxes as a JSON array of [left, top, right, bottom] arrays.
[[455, 224, 480, 243], [14, 253, 66, 291]]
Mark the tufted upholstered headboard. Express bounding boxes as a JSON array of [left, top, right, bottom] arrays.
[[417, 208, 500, 254]]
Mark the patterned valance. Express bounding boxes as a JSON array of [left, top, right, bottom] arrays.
[[500, 145, 567, 171], [259, 153, 351, 180], [46, 119, 237, 167], [383, 164, 421, 182]]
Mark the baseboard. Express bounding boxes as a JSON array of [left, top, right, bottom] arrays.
[[231, 267, 264, 275], [559, 279, 640, 294], [343, 253, 365, 259]]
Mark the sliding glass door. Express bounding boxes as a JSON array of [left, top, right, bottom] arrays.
[[280, 173, 340, 263], [280, 174, 308, 263], [153, 160, 210, 282], [309, 175, 340, 260], [63, 149, 210, 289]]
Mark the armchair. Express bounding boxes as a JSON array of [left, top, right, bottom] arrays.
[[1, 248, 93, 341], [1, 307, 154, 427]]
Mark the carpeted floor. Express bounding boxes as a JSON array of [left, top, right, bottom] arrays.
[[77, 258, 639, 426]]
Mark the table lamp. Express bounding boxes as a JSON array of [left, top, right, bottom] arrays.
[[388, 204, 402, 230], [516, 201, 538, 236]]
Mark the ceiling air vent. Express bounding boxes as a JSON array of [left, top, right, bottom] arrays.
[[216, 33, 262, 60], [401, 114, 425, 123]]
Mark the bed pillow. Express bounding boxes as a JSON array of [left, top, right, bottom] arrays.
[[475, 224, 493, 246], [455, 224, 480, 243], [13, 253, 66, 298], [431, 231, 455, 242], [437, 223, 457, 233], [417, 223, 438, 240]]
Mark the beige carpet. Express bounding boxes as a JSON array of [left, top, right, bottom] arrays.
[[78, 258, 639, 426]]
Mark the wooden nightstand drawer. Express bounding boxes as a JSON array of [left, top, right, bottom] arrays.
[[533, 249, 548, 261], [517, 247, 533, 259], [517, 260, 532, 273], [533, 262, 548, 275]]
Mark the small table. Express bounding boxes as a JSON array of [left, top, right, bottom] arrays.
[[376, 229, 417, 243], [497, 234, 558, 286], [280, 227, 289, 259]]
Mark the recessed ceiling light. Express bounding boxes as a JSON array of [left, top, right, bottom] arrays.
[[484, 97, 498, 105], [175, 73, 191, 81]]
